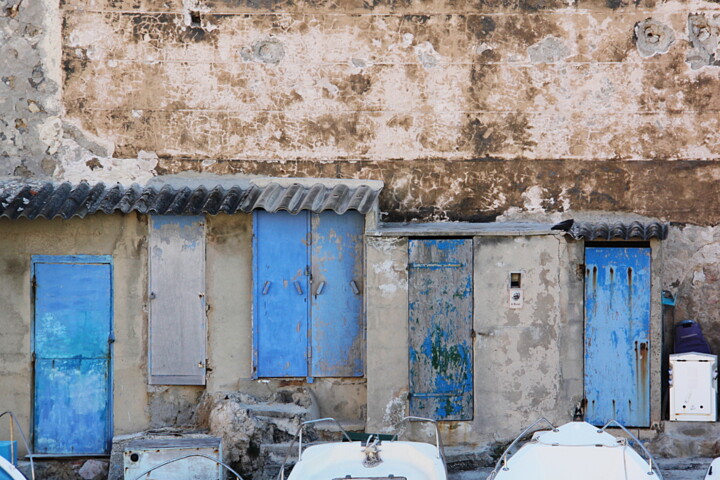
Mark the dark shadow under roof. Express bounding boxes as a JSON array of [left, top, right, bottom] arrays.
[[0, 178, 382, 220]]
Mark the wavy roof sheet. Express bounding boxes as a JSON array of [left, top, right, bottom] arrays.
[[0, 179, 382, 219], [561, 220, 669, 241]]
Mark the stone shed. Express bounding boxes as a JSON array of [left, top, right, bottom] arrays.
[[0, 173, 681, 478]]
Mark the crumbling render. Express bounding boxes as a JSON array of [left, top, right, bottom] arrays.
[[528, 36, 570, 63], [633, 18, 675, 58], [686, 13, 720, 70]]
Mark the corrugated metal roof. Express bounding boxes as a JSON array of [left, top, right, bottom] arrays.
[[0, 178, 382, 219], [559, 220, 669, 241]]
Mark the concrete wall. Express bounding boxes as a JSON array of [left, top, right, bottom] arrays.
[[473, 234, 583, 441]]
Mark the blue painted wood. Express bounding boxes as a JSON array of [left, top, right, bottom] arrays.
[[33, 259, 112, 454], [254, 211, 310, 377], [310, 212, 364, 377], [408, 239, 473, 421], [585, 247, 651, 427]]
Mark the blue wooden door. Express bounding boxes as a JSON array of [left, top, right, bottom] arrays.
[[254, 211, 310, 377], [33, 256, 113, 454], [408, 239, 473, 420], [310, 212, 364, 377], [585, 247, 651, 427]]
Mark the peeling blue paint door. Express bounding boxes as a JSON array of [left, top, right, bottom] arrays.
[[408, 239, 473, 420], [585, 247, 651, 427], [254, 211, 310, 377], [33, 256, 112, 454], [310, 212, 364, 377]]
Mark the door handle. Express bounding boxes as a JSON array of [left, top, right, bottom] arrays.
[[350, 280, 360, 295], [315, 281, 325, 295], [294, 281, 304, 295], [262, 281, 271, 295]]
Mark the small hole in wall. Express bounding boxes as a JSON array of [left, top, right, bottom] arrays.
[[189, 11, 202, 28]]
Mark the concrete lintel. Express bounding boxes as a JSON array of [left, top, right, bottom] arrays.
[[368, 221, 562, 237]]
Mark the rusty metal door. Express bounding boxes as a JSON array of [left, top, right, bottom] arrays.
[[408, 239, 473, 420], [585, 246, 651, 427]]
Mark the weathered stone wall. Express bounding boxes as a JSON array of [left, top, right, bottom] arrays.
[[0, 0, 62, 176], [5, 0, 720, 224], [663, 224, 720, 350], [59, 0, 720, 166]]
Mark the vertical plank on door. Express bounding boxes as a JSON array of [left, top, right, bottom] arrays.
[[585, 246, 651, 427], [33, 259, 112, 454], [310, 211, 364, 377], [408, 239, 474, 421], [254, 211, 310, 377], [149, 216, 206, 385]]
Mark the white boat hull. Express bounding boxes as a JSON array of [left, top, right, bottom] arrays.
[[286, 441, 447, 480], [492, 422, 660, 480], [705, 457, 720, 479]]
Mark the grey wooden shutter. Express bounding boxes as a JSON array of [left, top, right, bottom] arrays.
[[148, 215, 206, 385]]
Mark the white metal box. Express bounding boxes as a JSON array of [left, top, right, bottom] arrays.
[[669, 352, 717, 422], [124, 436, 222, 480]]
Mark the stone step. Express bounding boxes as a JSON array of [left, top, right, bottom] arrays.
[[238, 402, 311, 419]]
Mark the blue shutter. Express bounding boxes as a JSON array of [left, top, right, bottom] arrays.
[[254, 211, 309, 377], [585, 247, 651, 427], [408, 239, 473, 420], [310, 212, 364, 377], [33, 257, 112, 454]]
